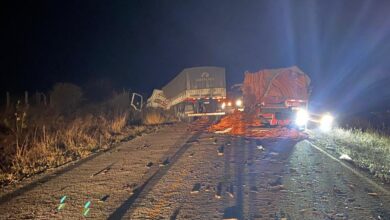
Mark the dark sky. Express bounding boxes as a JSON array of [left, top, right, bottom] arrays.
[[1, 0, 390, 113]]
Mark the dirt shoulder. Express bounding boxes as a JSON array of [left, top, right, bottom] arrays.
[[308, 128, 390, 183], [0, 122, 191, 219], [281, 140, 389, 219]]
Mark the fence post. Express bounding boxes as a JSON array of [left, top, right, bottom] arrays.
[[35, 92, 39, 105], [6, 92, 10, 109], [24, 91, 29, 107], [42, 93, 47, 106]]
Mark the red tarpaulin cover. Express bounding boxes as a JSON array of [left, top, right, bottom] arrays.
[[242, 66, 311, 108]]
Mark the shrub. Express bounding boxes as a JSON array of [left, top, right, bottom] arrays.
[[0, 100, 144, 185], [110, 112, 129, 133], [143, 108, 166, 125], [106, 92, 130, 113], [50, 83, 83, 114]]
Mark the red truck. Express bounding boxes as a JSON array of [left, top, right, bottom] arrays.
[[242, 66, 311, 128]]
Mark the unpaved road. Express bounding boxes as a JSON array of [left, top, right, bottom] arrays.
[[0, 120, 389, 219]]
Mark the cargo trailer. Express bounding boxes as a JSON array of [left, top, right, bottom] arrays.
[[242, 66, 311, 128], [162, 66, 227, 119]]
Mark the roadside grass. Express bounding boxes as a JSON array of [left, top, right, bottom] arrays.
[[0, 86, 160, 186], [142, 108, 169, 125], [311, 127, 390, 183], [0, 110, 143, 186], [110, 112, 129, 133]]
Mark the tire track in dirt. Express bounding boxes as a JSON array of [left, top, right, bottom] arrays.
[[0, 123, 193, 219], [107, 119, 212, 219], [232, 137, 245, 219], [243, 138, 296, 219], [0, 143, 118, 205], [247, 139, 257, 219], [222, 136, 234, 217], [221, 137, 244, 219], [0, 127, 162, 205]]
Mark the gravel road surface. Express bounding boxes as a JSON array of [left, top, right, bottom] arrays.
[[0, 120, 389, 219]]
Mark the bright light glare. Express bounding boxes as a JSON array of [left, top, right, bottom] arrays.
[[295, 108, 309, 127], [227, 102, 232, 106], [320, 114, 333, 132], [221, 102, 226, 109], [235, 99, 242, 107]]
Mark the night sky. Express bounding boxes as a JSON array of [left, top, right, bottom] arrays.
[[1, 0, 390, 114]]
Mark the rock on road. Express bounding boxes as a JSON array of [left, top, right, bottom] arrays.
[[0, 121, 389, 219]]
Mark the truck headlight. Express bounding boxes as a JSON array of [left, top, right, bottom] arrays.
[[235, 99, 242, 107], [320, 114, 333, 132], [221, 102, 226, 109], [295, 108, 309, 127]]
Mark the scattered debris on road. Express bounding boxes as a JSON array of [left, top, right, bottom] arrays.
[[227, 183, 234, 198], [146, 162, 153, 168], [250, 186, 258, 192], [367, 192, 378, 197], [122, 183, 137, 191], [209, 111, 307, 140], [339, 154, 353, 162], [136, 143, 151, 150], [214, 127, 232, 134], [217, 145, 225, 156], [99, 195, 110, 203], [91, 163, 115, 177], [160, 158, 170, 166], [256, 145, 264, 151], [270, 185, 285, 191], [223, 206, 239, 220], [191, 183, 201, 194], [269, 177, 283, 186], [215, 182, 223, 199], [186, 139, 200, 144]]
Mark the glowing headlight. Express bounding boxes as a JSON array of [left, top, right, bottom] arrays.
[[295, 108, 309, 127], [221, 102, 226, 109], [235, 99, 242, 107], [227, 102, 232, 107], [320, 114, 333, 132]]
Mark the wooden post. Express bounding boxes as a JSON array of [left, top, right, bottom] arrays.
[[6, 92, 10, 109], [24, 91, 29, 107], [35, 92, 40, 105], [42, 94, 47, 106]]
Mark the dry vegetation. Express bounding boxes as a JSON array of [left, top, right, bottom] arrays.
[[143, 108, 169, 125], [311, 127, 390, 183], [0, 83, 169, 186]]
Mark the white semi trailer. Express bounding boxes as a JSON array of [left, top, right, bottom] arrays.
[[161, 66, 227, 119]]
